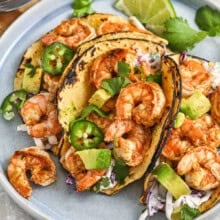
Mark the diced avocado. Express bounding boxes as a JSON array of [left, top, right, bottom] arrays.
[[180, 90, 211, 120], [22, 67, 43, 93], [174, 112, 185, 128], [76, 149, 111, 170], [89, 89, 112, 108], [152, 163, 191, 199]]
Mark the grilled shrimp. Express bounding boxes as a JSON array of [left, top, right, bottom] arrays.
[[87, 112, 115, 133], [61, 148, 106, 192], [42, 73, 61, 96], [41, 18, 96, 49], [116, 81, 165, 127], [162, 129, 192, 161], [177, 147, 220, 191], [162, 114, 220, 160], [20, 93, 62, 138], [179, 59, 212, 98], [211, 86, 220, 125], [105, 120, 151, 166], [97, 16, 148, 35], [7, 146, 56, 199], [90, 49, 128, 88]]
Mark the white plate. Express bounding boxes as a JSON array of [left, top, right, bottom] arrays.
[[0, 0, 219, 219]]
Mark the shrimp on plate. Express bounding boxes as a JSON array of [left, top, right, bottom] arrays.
[[97, 16, 149, 35], [41, 18, 96, 49], [177, 147, 220, 191], [20, 93, 62, 139], [7, 146, 56, 199], [105, 120, 151, 166], [90, 49, 130, 88], [116, 81, 166, 127], [60, 148, 106, 192], [210, 86, 220, 125], [162, 114, 220, 160], [179, 59, 212, 98], [162, 128, 192, 161], [42, 73, 61, 96]]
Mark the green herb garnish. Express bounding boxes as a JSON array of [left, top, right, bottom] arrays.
[[113, 159, 129, 184], [72, 0, 95, 17], [101, 77, 131, 96], [145, 73, 162, 84], [180, 204, 201, 220], [196, 5, 220, 36], [24, 63, 36, 78], [117, 61, 131, 77], [163, 17, 207, 52]]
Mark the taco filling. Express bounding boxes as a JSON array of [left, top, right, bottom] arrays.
[[58, 35, 181, 193], [139, 54, 220, 220]]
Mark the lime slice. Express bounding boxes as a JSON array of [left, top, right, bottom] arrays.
[[114, 0, 176, 35], [76, 149, 111, 170]]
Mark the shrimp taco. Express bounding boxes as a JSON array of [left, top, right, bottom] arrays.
[[13, 13, 167, 96], [139, 54, 220, 219], [10, 13, 168, 154], [57, 34, 181, 194]]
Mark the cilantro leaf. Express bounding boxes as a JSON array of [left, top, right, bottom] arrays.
[[101, 177, 110, 188], [77, 104, 109, 120], [163, 17, 207, 52], [72, 0, 95, 17], [113, 159, 129, 184], [180, 204, 200, 220], [117, 61, 131, 77], [196, 6, 220, 36], [101, 76, 131, 96], [24, 63, 36, 78], [145, 73, 162, 84]]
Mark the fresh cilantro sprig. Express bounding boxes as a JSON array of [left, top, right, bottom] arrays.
[[180, 204, 201, 220], [24, 63, 36, 78], [113, 159, 129, 184], [196, 5, 220, 36], [145, 72, 162, 84], [72, 0, 95, 17], [101, 61, 131, 96], [163, 17, 207, 52], [77, 104, 109, 120]]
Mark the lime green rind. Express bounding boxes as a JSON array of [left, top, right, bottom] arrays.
[[114, 0, 176, 35]]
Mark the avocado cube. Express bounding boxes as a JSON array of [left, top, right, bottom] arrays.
[[180, 90, 211, 120]]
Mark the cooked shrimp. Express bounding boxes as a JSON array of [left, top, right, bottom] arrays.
[[210, 86, 220, 125], [42, 73, 61, 96], [116, 81, 165, 127], [90, 49, 128, 88], [180, 114, 220, 148], [7, 146, 56, 199], [179, 59, 212, 98], [20, 93, 62, 138], [87, 112, 115, 133], [162, 114, 220, 160], [61, 148, 106, 192], [177, 147, 220, 191], [105, 120, 151, 166], [41, 18, 96, 49], [162, 129, 192, 161], [97, 17, 148, 35]]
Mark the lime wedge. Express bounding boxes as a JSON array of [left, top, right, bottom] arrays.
[[114, 0, 176, 35], [76, 149, 111, 170]]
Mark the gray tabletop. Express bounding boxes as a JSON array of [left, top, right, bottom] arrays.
[[0, 185, 34, 220]]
